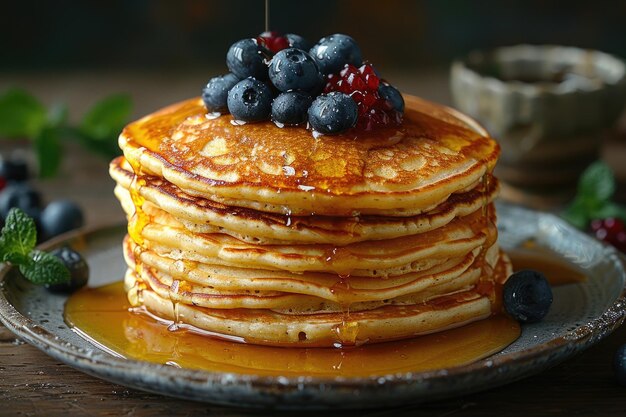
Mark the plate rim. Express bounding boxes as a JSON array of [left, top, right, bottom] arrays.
[[0, 206, 625, 408]]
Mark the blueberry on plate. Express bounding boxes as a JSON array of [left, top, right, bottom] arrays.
[[378, 83, 405, 112], [40, 200, 84, 239], [202, 73, 240, 113], [308, 92, 358, 134], [310, 34, 362, 75], [227, 78, 274, 122], [0, 183, 42, 220], [269, 48, 322, 93], [503, 269, 553, 323], [272, 91, 313, 126], [45, 246, 89, 293], [285, 33, 311, 51], [226, 38, 270, 80], [615, 344, 626, 386], [0, 156, 29, 182]]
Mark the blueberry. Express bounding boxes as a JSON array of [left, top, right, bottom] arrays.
[[269, 48, 322, 93], [503, 270, 553, 323], [271, 92, 313, 126], [45, 246, 89, 293], [41, 200, 84, 239], [227, 78, 273, 122], [308, 92, 358, 134], [226, 38, 270, 80], [309, 34, 362, 75], [0, 183, 42, 220], [615, 344, 626, 386], [0, 157, 29, 182], [379, 83, 405, 112], [202, 73, 240, 113], [286, 33, 311, 51]]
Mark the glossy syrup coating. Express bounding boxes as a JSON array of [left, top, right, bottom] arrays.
[[120, 95, 500, 216]]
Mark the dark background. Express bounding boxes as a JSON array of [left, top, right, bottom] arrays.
[[3, 0, 626, 73]]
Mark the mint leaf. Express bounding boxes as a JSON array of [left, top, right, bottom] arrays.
[[590, 202, 626, 221], [80, 94, 132, 141], [2, 251, 30, 265], [561, 200, 589, 230], [19, 250, 70, 285], [0, 88, 47, 138], [1, 208, 37, 257], [35, 127, 62, 179], [578, 161, 615, 203], [561, 161, 626, 229]]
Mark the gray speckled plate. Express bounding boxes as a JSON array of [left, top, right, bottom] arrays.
[[0, 203, 625, 410]]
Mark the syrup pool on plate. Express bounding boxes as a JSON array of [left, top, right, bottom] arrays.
[[64, 281, 518, 377], [63, 248, 588, 377]]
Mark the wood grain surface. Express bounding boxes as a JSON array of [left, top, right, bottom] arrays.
[[1, 72, 625, 416]]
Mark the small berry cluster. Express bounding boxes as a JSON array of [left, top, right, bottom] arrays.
[[324, 64, 404, 131], [590, 217, 626, 253], [202, 32, 404, 135], [0, 153, 84, 242]]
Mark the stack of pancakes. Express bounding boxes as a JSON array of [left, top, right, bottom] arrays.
[[110, 94, 510, 347]]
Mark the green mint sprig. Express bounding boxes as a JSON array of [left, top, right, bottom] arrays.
[[562, 161, 626, 229], [0, 208, 69, 285], [0, 88, 132, 178]]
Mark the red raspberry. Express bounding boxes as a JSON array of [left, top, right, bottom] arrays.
[[257, 31, 289, 54], [590, 218, 626, 253], [324, 63, 401, 131]]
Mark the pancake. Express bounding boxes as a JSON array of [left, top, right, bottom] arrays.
[[124, 235, 501, 307], [112, 92, 510, 347], [119, 95, 499, 216], [111, 156, 499, 245], [124, 201, 491, 276], [124, 254, 510, 346]]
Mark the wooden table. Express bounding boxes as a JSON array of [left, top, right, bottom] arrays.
[[1, 72, 626, 416]]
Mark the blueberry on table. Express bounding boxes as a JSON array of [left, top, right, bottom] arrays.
[[285, 33, 311, 51], [379, 83, 405, 112], [0, 157, 29, 182], [615, 344, 626, 386], [269, 48, 322, 93], [503, 269, 553, 323], [45, 246, 89, 293], [40, 200, 84, 239], [271, 91, 313, 126], [226, 39, 270, 80], [0, 183, 42, 220], [227, 78, 274, 122], [310, 34, 363, 75], [202, 73, 240, 113], [308, 92, 358, 134]]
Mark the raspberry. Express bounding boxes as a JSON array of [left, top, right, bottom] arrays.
[[323, 63, 401, 131], [257, 31, 289, 54], [590, 218, 626, 253]]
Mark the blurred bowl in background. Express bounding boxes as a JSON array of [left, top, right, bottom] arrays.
[[451, 45, 626, 208]]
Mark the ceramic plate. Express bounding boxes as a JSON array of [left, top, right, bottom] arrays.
[[0, 203, 625, 409]]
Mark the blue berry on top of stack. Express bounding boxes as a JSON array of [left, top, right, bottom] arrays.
[[201, 31, 404, 135], [226, 39, 271, 80], [271, 92, 312, 126], [227, 78, 274, 122], [268, 48, 322, 93], [309, 34, 363, 75], [202, 73, 240, 113]]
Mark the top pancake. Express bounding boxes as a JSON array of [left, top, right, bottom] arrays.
[[120, 95, 499, 216]]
